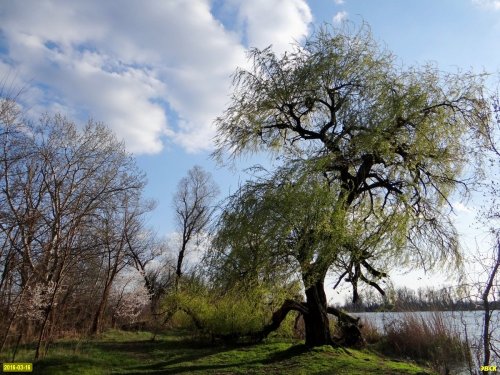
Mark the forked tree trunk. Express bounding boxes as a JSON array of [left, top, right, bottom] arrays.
[[91, 265, 119, 335], [91, 284, 110, 335], [303, 280, 332, 347]]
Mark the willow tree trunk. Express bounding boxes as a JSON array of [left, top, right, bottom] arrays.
[[253, 281, 363, 347], [303, 280, 331, 347]]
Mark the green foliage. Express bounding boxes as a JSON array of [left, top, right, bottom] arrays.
[[164, 278, 300, 338], [212, 22, 493, 301], [208, 168, 349, 288], [179, 287, 268, 335]]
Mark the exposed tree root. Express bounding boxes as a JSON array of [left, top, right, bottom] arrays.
[[253, 300, 364, 348], [327, 305, 365, 347]]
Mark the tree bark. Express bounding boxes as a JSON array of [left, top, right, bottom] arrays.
[[90, 253, 121, 335], [303, 280, 332, 347], [34, 282, 59, 360], [253, 283, 364, 347], [255, 299, 308, 341], [90, 281, 112, 335], [481, 241, 500, 374], [327, 305, 364, 347]]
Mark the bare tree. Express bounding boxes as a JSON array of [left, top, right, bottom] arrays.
[[90, 193, 152, 334], [459, 94, 500, 375], [479, 96, 500, 373], [124, 205, 176, 336], [480, 243, 499, 374], [172, 166, 219, 286], [0, 103, 147, 357]]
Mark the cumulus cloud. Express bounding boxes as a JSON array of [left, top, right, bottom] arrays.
[[333, 11, 348, 24], [0, 0, 312, 154], [334, 0, 345, 4], [472, 0, 500, 9], [232, 0, 312, 55]]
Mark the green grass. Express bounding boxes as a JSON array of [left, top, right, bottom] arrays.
[[1, 330, 436, 374]]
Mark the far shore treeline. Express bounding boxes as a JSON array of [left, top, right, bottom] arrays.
[[339, 285, 500, 312]]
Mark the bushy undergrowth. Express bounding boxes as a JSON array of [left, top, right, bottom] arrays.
[[164, 280, 299, 340]]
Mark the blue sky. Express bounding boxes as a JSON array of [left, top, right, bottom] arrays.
[[1, 0, 498, 300]]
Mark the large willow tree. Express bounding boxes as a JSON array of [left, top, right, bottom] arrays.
[[211, 24, 492, 347]]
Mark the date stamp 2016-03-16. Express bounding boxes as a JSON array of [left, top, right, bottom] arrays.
[[2, 363, 33, 373]]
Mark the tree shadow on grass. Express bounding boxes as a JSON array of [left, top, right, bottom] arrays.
[[32, 334, 315, 375], [94, 338, 212, 354], [97, 338, 238, 374], [34, 355, 100, 374], [261, 344, 309, 363], [116, 343, 311, 374], [119, 362, 242, 374]]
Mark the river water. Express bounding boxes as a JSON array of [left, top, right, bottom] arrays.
[[350, 310, 499, 374]]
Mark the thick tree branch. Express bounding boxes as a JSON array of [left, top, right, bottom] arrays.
[[253, 299, 308, 341]]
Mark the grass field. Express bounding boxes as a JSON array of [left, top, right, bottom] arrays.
[[1, 330, 435, 374]]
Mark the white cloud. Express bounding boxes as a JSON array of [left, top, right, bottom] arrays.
[[0, 0, 312, 154], [334, 0, 345, 4], [230, 0, 312, 55], [333, 11, 348, 24], [472, 0, 500, 10]]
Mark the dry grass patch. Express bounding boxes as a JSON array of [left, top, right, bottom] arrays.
[[378, 312, 470, 374]]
